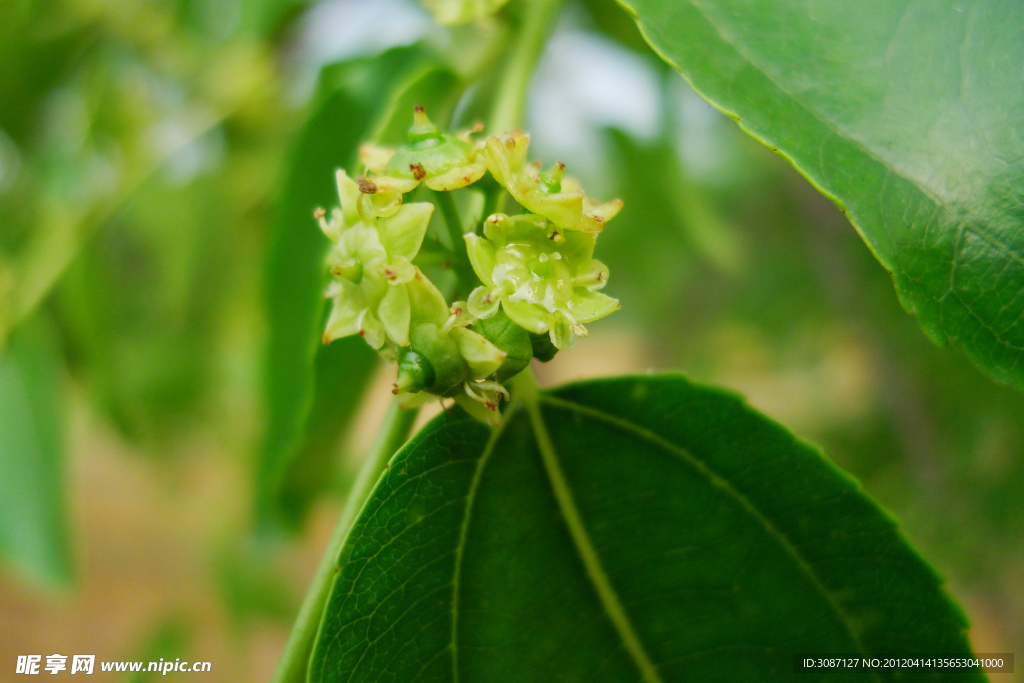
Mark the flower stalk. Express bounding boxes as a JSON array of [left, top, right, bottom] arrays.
[[269, 400, 419, 683]]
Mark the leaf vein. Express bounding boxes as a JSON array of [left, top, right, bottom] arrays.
[[524, 396, 665, 683], [540, 393, 882, 682]]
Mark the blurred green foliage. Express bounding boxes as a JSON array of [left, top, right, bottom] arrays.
[[124, 617, 192, 683], [0, 314, 72, 588], [0, 0, 1020, 660]]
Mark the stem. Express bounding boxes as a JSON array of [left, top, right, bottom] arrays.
[[270, 400, 419, 683], [487, 0, 566, 134], [434, 190, 467, 258], [434, 190, 481, 300], [508, 362, 542, 402]]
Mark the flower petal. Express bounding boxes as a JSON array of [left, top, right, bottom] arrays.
[[465, 234, 497, 287], [359, 144, 394, 175], [335, 170, 362, 227], [549, 310, 575, 350], [450, 327, 506, 378], [482, 131, 528, 186], [518, 187, 584, 228], [358, 310, 386, 349], [572, 259, 609, 291], [560, 231, 597, 264], [371, 175, 420, 195], [502, 299, 548, 335], [578, 197, 623, 233], [323, 297, 363, 343], [377, 283, 411, 346], [376, 202, 433, 262], [407, 270, 450, 325], [423, 161, 486, 191], [317, 207, 344, 242], [568, 289, 619, 323], [468, 285, 502, 319], [453, 392, 502, 426]]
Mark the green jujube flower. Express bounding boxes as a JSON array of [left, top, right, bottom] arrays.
[[318, 109, 625, 426], [465, 213, 620, 350], [359, 106, 485, 199], [481, 130, 623, 234], [320, 171, 435, 349], [392, 274, 511, 425]]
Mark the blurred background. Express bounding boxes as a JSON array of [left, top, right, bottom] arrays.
[[1, 0, 1021, 679]]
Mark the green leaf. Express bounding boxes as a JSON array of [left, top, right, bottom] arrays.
[[259, 49, 463, 531], [0, 316, 73, 588], [619, 0, 1024, 390], [309, 375, 978, 681]]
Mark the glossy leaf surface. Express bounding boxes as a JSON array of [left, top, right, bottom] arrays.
[[310, 375, 978, 682], [0, 317, 72, 587], [619, 0, 1024, 390]]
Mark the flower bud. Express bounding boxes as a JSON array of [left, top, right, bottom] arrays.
[[471, 308, 533, 382], [394, 346, 435, 394], [408, 322, 466, 395]]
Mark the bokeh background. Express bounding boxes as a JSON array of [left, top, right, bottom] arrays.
[[1, 0, 1021, 680]]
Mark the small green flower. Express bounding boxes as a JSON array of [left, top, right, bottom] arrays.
[[317, 113, 625, 425], [357, 106, 485, 210], [320, 170, 434, 349], [419, 0, 510, 25], [393, 273, 511, 426], [465, 212, 620, 350], [481, 130, 623, 233]]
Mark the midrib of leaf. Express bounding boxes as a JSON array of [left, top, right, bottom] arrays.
[[450, 407, 515, 682], [521, 393, 665, 683], [540, 393, 882, 681]]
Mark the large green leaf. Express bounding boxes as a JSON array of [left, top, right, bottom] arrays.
[[309, 375, 978, 682], [0, 316, 72, 588], [617, 0, 1024, 390], [259, 49, 463, 531]]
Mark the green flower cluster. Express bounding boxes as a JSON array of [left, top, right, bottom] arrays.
[[317, 108, 621, 424]]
